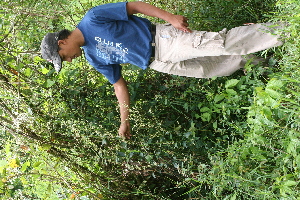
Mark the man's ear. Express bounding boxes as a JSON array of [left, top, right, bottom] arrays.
[[58, 40, 67, 46]]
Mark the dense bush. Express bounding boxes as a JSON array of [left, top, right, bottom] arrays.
[[0, 0, 299, 199]]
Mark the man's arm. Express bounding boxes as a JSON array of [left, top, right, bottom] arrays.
[[126, 1, 192, 33], [113, 2, 189, 139], [113, 76, 131, 139]]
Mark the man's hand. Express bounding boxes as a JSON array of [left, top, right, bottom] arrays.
[[113, 76, 131, 139], [169, 15, 192, 33], [127, 2, 192, 33], [119, 121, 131, 139]]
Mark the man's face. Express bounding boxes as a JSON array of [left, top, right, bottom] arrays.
[[58, 39, 82, 62]]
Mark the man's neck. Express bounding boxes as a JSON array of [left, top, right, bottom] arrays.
[[70, 28, 85, 47]]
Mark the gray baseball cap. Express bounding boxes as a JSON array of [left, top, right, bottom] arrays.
[[40, 32, 62, 72]]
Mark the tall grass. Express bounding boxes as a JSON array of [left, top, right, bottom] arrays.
[[180, 0, 300, 199], [0, 0, 299, 199]]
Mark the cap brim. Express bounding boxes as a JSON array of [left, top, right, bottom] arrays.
[[41, 32, 62, 72], [51, 51, 62, 72]]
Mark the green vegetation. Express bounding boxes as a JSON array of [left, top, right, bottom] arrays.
[[0, 0, 299, 199]]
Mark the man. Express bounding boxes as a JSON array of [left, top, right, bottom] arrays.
[[41, 1, 283, 139]]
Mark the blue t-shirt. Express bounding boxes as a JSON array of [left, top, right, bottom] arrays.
[[77, 2, 152, 84]]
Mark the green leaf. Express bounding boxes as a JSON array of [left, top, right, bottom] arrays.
[[266, 88, 281, 99], [296, 155, 300, 168], [214, 94, 225, 103], [230, 192, 237, 200], [283, 180, 297, 187], [213, 121, 217, 129], [33, 161, 42, 168], [225, 79, 239, 89], [266, 78, 284, 89], [21, 161, 30, 172], [262, 106, 272, 119], [201, 113, 211, 122], [17, 63, 24, 71], [145, 155, 153, 161], [24, 67, 32, 77], [44, 79, 55, 88], [102, 139, 107, 145], [226, 89, 237, 95], [0, 96, 14, 99], [0, 160, 7, 167], [41, 67, 50, 74], [5, 143, 11, 156], [40, 144, 52, 151], [200, 107, 210, 112], [20, 177, 28, 185], [184, 132, 192, 138], [117, 151, 125, 157], [183, 102, 189, 110], [34, 56, 44, 62]]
